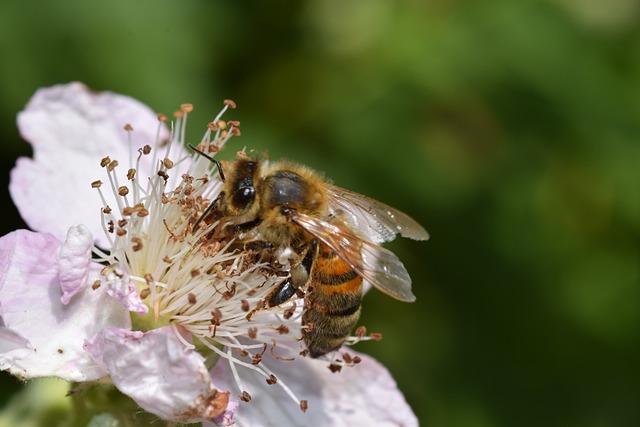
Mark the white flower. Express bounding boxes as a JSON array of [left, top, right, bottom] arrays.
[[0, 82, 418, 426]]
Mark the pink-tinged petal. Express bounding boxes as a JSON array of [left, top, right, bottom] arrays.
[[0, 230, 131, 381], [202, 400, 239, 427], [57, 225, 93, 304], [82, 328, 110, 372], [10, 82, 178, 247], [0, 325, 31, 353], [102, 268, 148, 315], [211, 349, 418, 427], [92, 327, 234, 424]]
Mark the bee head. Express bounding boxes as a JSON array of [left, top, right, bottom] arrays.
[[222, 159, 260, 216]]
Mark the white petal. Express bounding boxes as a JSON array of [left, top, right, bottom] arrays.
[[57, 225, 94, 304], [10, 82, 176, 247], [92, 327, 235, 424], [0, 230, 131, 381], [211, 349, 418, 427]]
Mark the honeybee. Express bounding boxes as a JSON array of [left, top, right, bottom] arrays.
[[191, 146, 428, 357]]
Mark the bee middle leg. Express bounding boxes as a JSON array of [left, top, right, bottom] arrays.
[[226, 240, 274, 253]]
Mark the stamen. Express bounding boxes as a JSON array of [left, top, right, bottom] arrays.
[[171, 323, 195, 350], [124, 123, 134, 167]]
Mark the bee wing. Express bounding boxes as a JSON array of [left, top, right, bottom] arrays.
[[327, 185, 429, 244], [292, 213, 416, 302]]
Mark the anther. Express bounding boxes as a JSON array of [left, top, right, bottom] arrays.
[[224, 99, 237, 109], [100, 157, 111, 167], [142, 145, 152, 155], [139, 288, 151, 299], [328, 364, 342, 373], [124, 124, 133, 132], [163, 158, 174, 169], [247, 327, 257, 339], [251, 354, 262, 365], [180, 103, 194, 113], [131, 237, 143, 252], [222, 285, 237, 300], [211, 308, 222, 325], [92, 280, 101, 290], [118, 186, 129, 196], [300, 400, 309, 413], [266, 374, 277, 385], [283, 305, 296, 319], [107, 160, 119, 171], [127, 169, 136, 180], [239, 391, 251, 402], [91, 180, 102, 188], [157, 113, 168, 123], [370, 332, 383, 341], [252, 344, 267, 365]]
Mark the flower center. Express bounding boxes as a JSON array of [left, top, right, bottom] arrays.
[[90, 102, 371, 412]]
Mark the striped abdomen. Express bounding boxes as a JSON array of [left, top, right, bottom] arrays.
[[302, 243, 362, 358]]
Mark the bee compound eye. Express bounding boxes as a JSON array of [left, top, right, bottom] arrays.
[[232, 186, 255, 209]]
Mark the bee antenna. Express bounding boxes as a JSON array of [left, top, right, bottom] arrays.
[[188, 143, 226, 182]]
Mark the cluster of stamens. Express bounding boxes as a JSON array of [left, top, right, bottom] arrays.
[[88, 101, 374, 412]]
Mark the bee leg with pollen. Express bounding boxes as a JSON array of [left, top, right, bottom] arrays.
[[266, 277, 298, 308], [266, 240, 317, 308]]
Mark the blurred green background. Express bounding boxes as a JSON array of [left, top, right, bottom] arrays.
[[0, 1, 638, 426]]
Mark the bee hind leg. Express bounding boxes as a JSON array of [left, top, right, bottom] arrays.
[[266, 277, 298, 307]]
